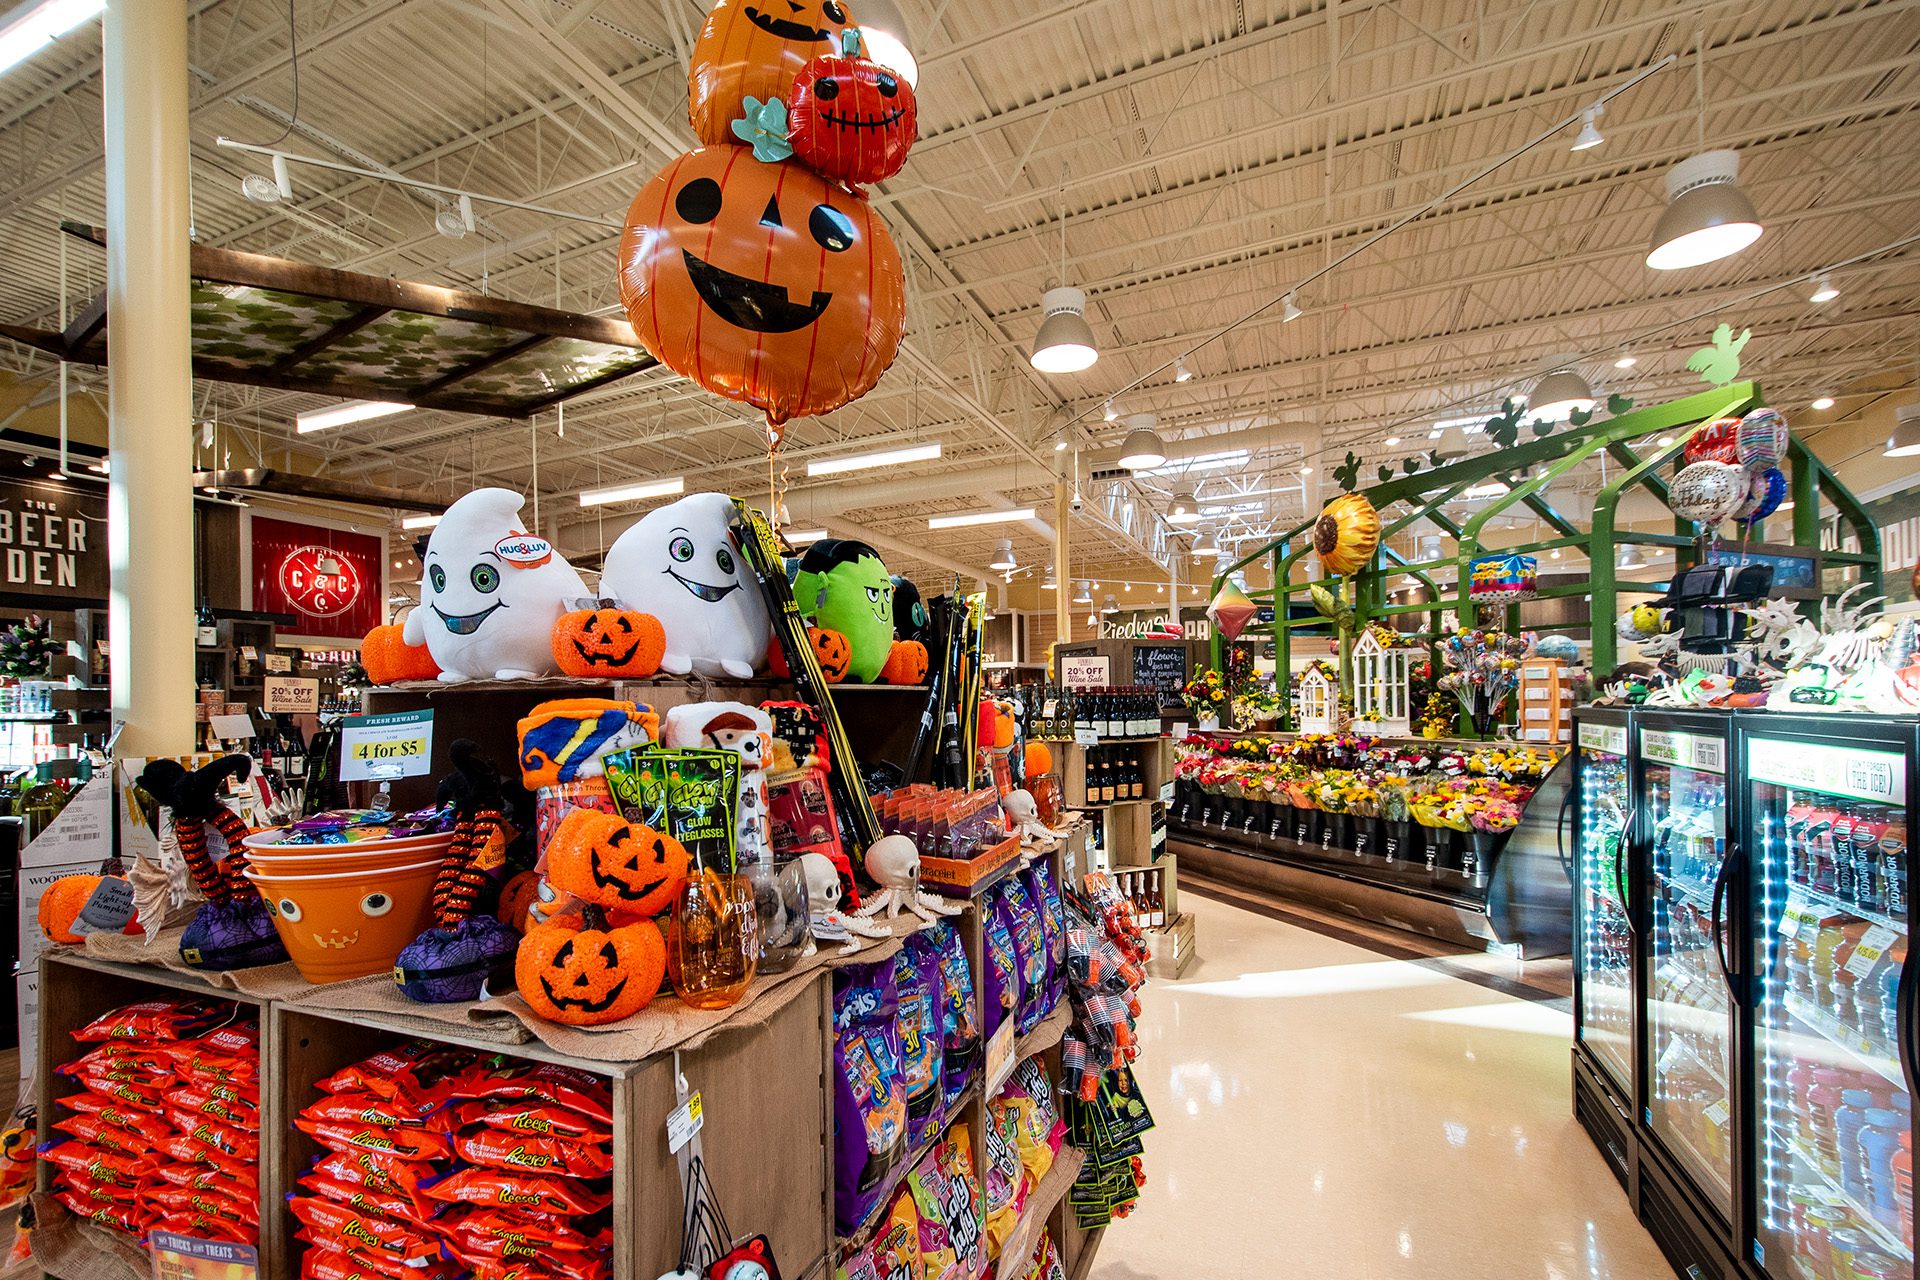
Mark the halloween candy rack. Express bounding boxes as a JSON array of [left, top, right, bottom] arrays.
[[24, 484, 1147, 1280]]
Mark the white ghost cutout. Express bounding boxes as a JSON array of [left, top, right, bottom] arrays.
[[600, 492, 771, 680], [401, 488, 587, 682]]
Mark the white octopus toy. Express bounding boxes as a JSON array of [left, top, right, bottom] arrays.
[[1002, 789, 1072, 851], [855, 835, 964, 924], [797, 852, 886, 956]]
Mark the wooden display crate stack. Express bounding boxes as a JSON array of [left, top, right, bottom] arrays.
[[1518, 658, 1574, 744]]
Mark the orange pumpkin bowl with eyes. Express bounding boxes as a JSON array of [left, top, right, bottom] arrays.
[[243, 858, 444, 984], [618, 147, 906, 429], [687, 0, 859, 147], [516, 912, 666, 1026], [545, 810, 690, 919], [361, 623, 440, 684], [552, 606, 666, 678]]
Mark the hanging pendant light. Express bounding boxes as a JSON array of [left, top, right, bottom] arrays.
[[989, 538, 1017, 570], [1167, 489, 1201, 524], [1101, 595, 1119, 615], [1570, 103, 1605, 151], [1030, 287, 1098, 372], [1434, 426, 1470, 462], [1072, 579, 1093, 605], [1282, 293, 1303, 322], [1884, 404, 1920, 458], [1528, 356, 1597, 421], [1192, 530, 1216, 559], [1041, 565, 1058, 589], [1646, 150, 1763, 270], [1174, 356, 1193, 382], [1809, 274, 1839, 304], [853, 0, 918, 87], [1117, 414, 1167, 470]]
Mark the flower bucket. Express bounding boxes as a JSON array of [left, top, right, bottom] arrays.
[[1351, 817, 1374, 857]]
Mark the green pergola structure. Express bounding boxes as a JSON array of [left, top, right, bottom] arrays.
[[1207, 383, 1882, 693]]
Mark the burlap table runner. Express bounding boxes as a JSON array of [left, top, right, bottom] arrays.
[[27, 1193, 148, 1280]]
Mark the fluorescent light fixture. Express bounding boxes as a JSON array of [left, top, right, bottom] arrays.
[[1811, 394, 1835, 411], [401, 514, 442, 530], [1570, 104, 1605, 151], [1117, 416, 1168, 470], [927, 507, 1035, 529], [297, 399, 413, 433], [1646, 150, 1763, 270], [989, 538, 1017, 570], [1282, 293, 1303, 323], [806, 441, 941, 476], [1054, 440, 1068, 452], [578, 476, 686, 507], [1809, 273, 1839, 303], [0, 0, 104, 78], [785, 528, 829, 545], [1030, 287, 1098, 373], [1614, 351, 1637, 369], [1174, 356, 1193, 382]]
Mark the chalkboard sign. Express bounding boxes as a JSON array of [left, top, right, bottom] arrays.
[[1133, 644, 1188, 707]]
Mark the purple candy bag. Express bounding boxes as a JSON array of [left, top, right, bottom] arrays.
[[983, 891, 1019, 1042], [895, 938, 944, 1149], [833, 959, 908, 1233], [999, 878, 1046, 1035]]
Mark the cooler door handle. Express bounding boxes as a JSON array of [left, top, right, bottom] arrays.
[[1615, 809, 1637, 934], [1898, 932, 1919, 1092], [1710, 842, 1739, 993]]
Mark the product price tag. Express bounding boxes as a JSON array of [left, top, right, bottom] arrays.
[[1702, 1098, 1731, 1129], [263, 653, 292, 674], [666, 1091, 704, 1154], [149, 1231, 258, 1279], [1160, 781, 1175, 805], [1846, 924, 1901, 979], [340, 709, 435, 781], [1655, 1036, 1686, 1076], [1074, 727, 1099, 748], [984, 1019, 1017, 1097], [1776, 906, 1809, 940]]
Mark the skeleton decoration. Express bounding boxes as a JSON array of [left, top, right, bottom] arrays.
[[854, 835, 964, 924], [797, 851, 885, 956], [1001, 790, 1071, 850]]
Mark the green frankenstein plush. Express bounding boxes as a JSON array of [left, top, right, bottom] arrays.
[[792, 539, 896, 684]]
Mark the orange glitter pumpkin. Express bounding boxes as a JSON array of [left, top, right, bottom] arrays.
[[545, 810, 690, 919], [618, 147, 905, 433], [552, 606, 666, 678], [515, 912, 666, 1026], [686, 0, 859, 147], [811, 628, 853, 682], [496, 870, 540, 930], [38, 874, 101, 944], [878, 640, 928, 685], [361, 623, 441, 684]]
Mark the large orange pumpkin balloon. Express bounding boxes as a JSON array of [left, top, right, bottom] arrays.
[[618, 147, 906, 431], [687, 0, 859, 147]]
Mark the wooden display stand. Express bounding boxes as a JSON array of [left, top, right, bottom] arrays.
[[1518, 659, 1574, 744]]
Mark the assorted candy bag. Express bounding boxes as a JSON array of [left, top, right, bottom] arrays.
[[982, 897, 1019, 1040], [981, 1094, 1025, 1254], [832, 959, 908, 1234], [1022, 860, 1067, 1011], [39, 998, 260, 1243], [893, 943, 944, 1151], [276, 806, 458, 846], [998, 879, 1047, 1035], [927, 924, 979, 1108]]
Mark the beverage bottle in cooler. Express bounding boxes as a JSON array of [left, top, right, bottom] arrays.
[[1883, 826, 1908, 918], [1838, 1090, 1878, 1200], [1895, 1131, 1914, 1252], [1809, 1068, 1848, 1178], [1834, 807, 1860, 903], [1861, 1108, 1906, 1226], [1880, 941, 1907, 1045]]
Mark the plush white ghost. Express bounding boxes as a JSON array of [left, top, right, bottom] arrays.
[[600, 491, 771, 679], [402, 488, 587, 682]]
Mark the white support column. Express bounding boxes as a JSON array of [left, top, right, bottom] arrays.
[[103, 0, 196, 753]]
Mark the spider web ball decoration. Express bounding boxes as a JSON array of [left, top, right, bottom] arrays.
[[1670, 460, 1748, 525], [0, 616, 57, 679]]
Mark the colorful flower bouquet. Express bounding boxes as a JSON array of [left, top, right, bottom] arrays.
[[1183, 668, 1229, 723]]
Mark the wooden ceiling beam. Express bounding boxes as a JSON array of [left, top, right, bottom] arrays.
[[268, 304, 392, 374]]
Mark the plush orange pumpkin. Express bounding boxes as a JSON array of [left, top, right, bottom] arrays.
[[545, 810, 690, 918], [686, 0, 859, 146], [515, 911, 665, 1026], [811, 628, 852, 682], [552, 605, 666, 678], [496, 870, 540, 930], [1024, 742, 1053, 778], [617, 147, 905, 433], [361, 623, 440, 684], [38, 874, 100, 943], [878, 640, 928, 685]]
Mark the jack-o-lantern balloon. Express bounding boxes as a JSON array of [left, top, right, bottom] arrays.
[[789, 52, 917, 187], [546, 810, 691, 918], [618, 147, 906, 433], [687, 0, 859, 147]]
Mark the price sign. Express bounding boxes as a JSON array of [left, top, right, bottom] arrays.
[[1775, 906, 1809, 939], [340, 709, 435, 782], [666, 1091, 704, 1154], [263, 653, 293, 674], [1702, 1099, 1731, 1128], [1061, 655, 1111, 689], [1846, 924, 1901, 979], [984, 1018, 1017, 1097], [262, 676, 319, 714], [1074, 727, 1099, 748]]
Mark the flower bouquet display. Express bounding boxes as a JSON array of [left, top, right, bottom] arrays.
[[1184, 667, 1229, 729], [1377, 777, 1418, 865], [1435, 627, 1536, 737]]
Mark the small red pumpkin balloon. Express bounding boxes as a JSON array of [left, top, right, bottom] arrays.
[[789, 52, 917, 187], [618, 147, 906, 433]]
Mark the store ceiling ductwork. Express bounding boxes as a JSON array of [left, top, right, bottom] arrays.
[[192, 469, 450, 515]]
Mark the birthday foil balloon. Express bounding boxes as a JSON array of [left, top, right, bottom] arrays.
[[1741, 466, 1787, 526], [618, 147, 906, 433], [1736, 407, 1790, 470], [1683, 417, 1741, 465], [687, 0, 860, 147], [1670, 460, 1747, 525]]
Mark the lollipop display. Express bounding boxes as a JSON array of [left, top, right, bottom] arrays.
[[1435, 629, 1536, 738]]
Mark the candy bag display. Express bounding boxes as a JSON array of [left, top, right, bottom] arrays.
[[982, 895, 1019, 1041], [997, 879, 1047, 1034], [832, 959, 908, 1233], [909, 1122, 986, 1280], [928, 923, 978, 1106], [1022, 860, 1067, 1011], [894, 942, 944, 1150], [981, 1093, 1025, 1255]]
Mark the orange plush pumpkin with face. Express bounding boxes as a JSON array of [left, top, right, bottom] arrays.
[[552, 605, 666, 678], [618, 148, 905, 431], [811, 628, 853, 682], [515, 911, 666, 1025], [361, 623, 441, 684], [687, 0, 859, 146], [545, 810, 690, 918], [878, 639, 928, 685]]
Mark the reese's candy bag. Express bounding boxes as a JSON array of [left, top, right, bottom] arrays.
[[289, 1197, 441, 1258], [449, 1099, 612, 1142], [310, 1149, 439, 1204], [300, 1174, 418, 1222], [452, 1127, 613, 1178], [163, 1112, 258, 1161], [37, 1138, 154, 1185], [315, 1041, 474, 1116], [419, 1165, 613, 1216], [294, 1118, 454, 1163], [56, 1093, 171, 1144], [52, 1189, 145, 1234], [450, 1059, 613, 1124], [300, 1091, 454, 1133], [71, 997, 229, 1043]]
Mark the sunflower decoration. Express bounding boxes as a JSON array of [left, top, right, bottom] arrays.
[[1313, 494, 1381, 576]]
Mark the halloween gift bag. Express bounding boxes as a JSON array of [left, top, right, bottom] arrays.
[[832, 959, 908, 1233]]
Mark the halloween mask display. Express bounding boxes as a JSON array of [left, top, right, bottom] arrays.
[[687, 0, 860, 147], [402, 488, 588, 682], [618, 148, 905, 433], [600, 492, 774, 679]]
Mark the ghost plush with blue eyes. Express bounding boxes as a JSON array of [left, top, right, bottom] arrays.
[[402, 488, 588, 682], [600, 491, 772, 679]]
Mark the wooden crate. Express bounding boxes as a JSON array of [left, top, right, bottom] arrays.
[[1146, 912, 1198, 979], [1109, 854, 1177, 928], [277, 973, 833, 1280], [1056, 738, 1166, 809], [1098, 800, 1162, 869], [35, 953, 280, 1280]]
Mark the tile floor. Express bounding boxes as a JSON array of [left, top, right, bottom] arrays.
[[1090, 887, 1672, 1280]]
